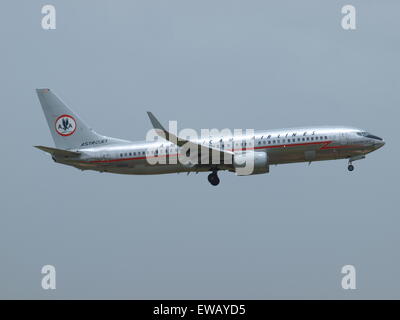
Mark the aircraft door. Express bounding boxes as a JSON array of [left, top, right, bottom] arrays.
[[340, 132, 348, 145], [337, 132, 350, 158]]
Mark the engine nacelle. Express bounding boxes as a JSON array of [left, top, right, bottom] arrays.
[[233, 151, 269, 176]]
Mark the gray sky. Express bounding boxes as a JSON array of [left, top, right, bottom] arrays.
[[0, 0, 399, 299]]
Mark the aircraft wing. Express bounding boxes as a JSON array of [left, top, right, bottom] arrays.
[[34, 145, 81, 157], [146, 112, 234, 163]]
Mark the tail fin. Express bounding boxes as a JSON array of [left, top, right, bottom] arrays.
[[36, 88, 126, 150]]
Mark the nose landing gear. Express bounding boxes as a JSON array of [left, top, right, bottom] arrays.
[[347, 155, 365, 172], [207, 170, 220, 186]]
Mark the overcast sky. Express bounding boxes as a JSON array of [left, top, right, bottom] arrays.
[[0, 0, 399, 299]]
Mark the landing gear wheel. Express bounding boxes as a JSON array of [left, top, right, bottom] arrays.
[[208, 172, 220, 186], [348, 164, 354, 171]]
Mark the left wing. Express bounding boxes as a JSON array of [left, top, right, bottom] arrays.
[[146, 112, 233, 163]]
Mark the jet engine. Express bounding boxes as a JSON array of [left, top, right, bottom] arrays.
[[233, 151, 269, 176]]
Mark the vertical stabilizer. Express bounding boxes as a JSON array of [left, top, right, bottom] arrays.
[[36, 88, 128, 149]]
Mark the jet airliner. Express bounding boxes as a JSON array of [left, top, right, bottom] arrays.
[[35, 89, 385, 186]]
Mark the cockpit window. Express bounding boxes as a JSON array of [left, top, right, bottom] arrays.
[[357, 131, 383, 141]]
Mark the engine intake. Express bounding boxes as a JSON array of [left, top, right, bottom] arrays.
[[233, 151, 269, 175]]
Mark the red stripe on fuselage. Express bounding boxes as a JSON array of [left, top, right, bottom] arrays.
[[82, 140, 358, 164]]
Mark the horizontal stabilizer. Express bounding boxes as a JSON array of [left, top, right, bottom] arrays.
[[34, 145, 81, 157]]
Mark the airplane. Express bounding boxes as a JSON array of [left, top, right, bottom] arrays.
[[35, 88, 385, 186]]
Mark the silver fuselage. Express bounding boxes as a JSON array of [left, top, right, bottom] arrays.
[[53, 125, 384, 175]]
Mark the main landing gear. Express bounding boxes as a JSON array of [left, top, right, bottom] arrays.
[[208, 170, 220, 186], [348, 164, 354, 171]]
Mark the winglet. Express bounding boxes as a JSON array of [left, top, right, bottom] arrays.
[[147, 112, 166, 131], [146, 111, 175, 143]]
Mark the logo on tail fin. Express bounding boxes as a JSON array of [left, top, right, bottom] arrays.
[[55, 115, 76, 136]]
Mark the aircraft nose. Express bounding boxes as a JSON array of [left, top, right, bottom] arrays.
[[375, 139, 385, 149]]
